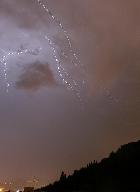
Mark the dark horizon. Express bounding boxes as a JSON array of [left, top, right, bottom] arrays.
[[36, 139, 140, 192]]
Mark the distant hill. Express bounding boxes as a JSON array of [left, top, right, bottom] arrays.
[[36, 140, 140, 192]]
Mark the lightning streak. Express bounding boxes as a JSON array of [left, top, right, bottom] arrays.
[[35, 0, 86, 101]]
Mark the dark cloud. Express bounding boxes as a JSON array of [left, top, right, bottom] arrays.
[[16, 61, 57, 91]]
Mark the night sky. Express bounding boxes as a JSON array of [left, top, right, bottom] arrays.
[[0, 0, 140, 189]]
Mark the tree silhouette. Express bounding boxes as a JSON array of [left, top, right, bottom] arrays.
[[60, 171, 66, 182], [35, 139, 140, 192]]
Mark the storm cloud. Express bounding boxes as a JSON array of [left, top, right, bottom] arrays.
[[0, 0, 140, 189]]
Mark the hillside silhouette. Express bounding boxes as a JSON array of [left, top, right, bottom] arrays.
[[36, 140, 140, 192]]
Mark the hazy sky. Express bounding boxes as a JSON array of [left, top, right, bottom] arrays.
[[0, 0, 140, 189]]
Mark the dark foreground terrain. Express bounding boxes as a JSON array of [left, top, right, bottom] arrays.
[[36, 140, 140, 192]]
